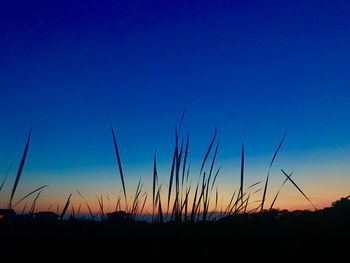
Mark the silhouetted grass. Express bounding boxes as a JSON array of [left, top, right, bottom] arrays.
[[281, 169, 317, 210], [269, 171, 293, 210], [60, 193, 72, 220], [0, 122, 324, 225], [0, 163, 13, 194], [13, 185, 48, 208], [261, 132, 287, 212], [29, 190, 41, 214], [9, 129, 31, 208], [110, 123, 127, 207]]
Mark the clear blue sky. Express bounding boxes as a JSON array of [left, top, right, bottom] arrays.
[[0, 0, 349, 210]]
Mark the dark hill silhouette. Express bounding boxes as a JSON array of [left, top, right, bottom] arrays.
[[0, 196, 349, 262]]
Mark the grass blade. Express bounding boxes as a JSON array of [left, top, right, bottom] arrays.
[[261, 132, 286, 212], [190, 182, 199, 222], [167, 126, 178, 212], [239, 136, 245, 205], [13, 185, 48, 208], [199, 128, 217, 176], [153, 151, 158, 211], [9, 129, 31, 208], [21, 203, 27, 215], [0, 163, 13, 193], [247, 181, 262, 191], [204, 144, 219, 219], [76, 189, 94, 219], [110, 123, 127, 206], [152, 151, 158, 221], [210, 167, 221, 194], [281, 169, 317, 210], [29, 191, 42, 215], [269, 172, 293, 210], [181, 133, 189, 189], [60, 193, 72, 220]]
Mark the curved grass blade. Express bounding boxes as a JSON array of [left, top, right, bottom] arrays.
[[247, 181, 262, 191], [9, 129, 31, 208], [110, 123, 127, 206], [261, 132, 286, 212], [253, 188, 262, 195], [13, 185, 48, 208], [29, 190, 42, 214]]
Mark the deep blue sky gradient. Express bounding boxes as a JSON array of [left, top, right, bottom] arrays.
[[0, 0, 350, 208]]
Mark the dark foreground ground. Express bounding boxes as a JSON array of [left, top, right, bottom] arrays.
[[0, 209, 349, 262]]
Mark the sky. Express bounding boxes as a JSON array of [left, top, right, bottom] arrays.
[[0, 0, 350, 213]]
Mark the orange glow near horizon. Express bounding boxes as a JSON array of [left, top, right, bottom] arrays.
[[9, 187, 348, 216], [2, 151, 349, 217]]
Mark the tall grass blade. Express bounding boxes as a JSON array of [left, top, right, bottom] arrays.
[[110, 123, 127, 205], [9, 129, 31, 208], [239, 136, 245, 205], [155, 185, 163, 223], [190, 182, 199, 222], [60, 193, 72, 220], [204, 144, 219, 218], [261, 132, 286, 211], [152, 151, 158, 210], [167, 126, 178, 212], [181, 133, 189, 189]]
